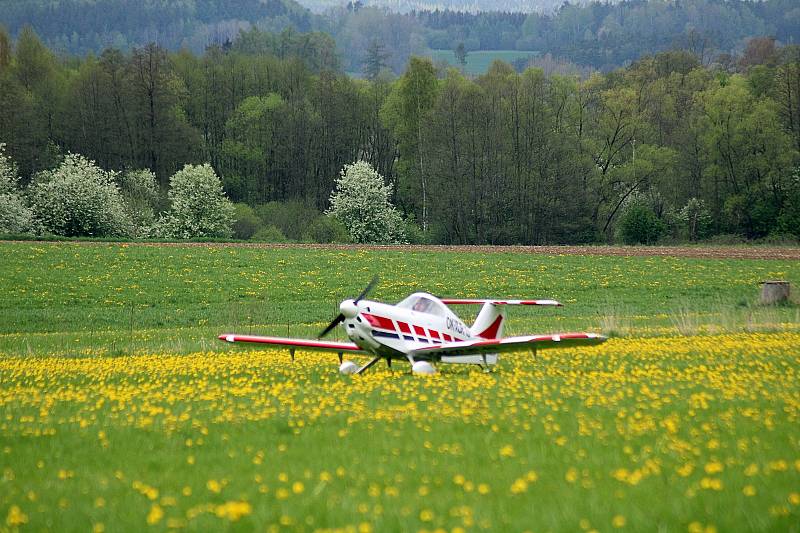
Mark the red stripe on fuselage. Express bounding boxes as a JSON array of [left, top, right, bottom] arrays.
[[362, 313, 396, 331], [413, 325, 426, 337], [398, 321, 411, 334]]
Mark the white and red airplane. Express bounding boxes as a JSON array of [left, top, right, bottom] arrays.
[[219, 277, 606, 375]]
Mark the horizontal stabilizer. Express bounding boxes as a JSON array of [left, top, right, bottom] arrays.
[[440, 299, 562, 306]]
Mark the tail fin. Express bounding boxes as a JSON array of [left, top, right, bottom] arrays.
[[471, 303, 506, 339]]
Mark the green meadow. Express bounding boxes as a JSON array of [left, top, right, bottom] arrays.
[[1, 242, 799, 531], [1, 242, 798, 357], [428, 50, 539, 75]]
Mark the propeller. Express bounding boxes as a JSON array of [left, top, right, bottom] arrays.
[[317, 275, 378, 339]]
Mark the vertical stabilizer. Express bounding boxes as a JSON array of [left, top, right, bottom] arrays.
[[471, 303, 506, 339]]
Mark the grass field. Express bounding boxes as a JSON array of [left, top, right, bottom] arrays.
[[1, 242, 799, 531], [428, 50, 539, 75]]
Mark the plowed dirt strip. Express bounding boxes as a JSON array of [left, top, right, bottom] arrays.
[[15, 241, 800, 260]]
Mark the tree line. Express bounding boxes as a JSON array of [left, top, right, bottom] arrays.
[[0, 26, 798, 243], [2, 0, 798, 73]]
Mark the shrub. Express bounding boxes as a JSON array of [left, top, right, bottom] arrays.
[[255, 199, 320, 240], [233, 203, 262, 240], [326, 160, 406, 244], [29, 153, 131, 237], [251, 225, 289, 243], [118, 169, 159, 238], [617, 203, 665, 245], [403, 214, 427, 244], [157, 164, 235, 239], [302, 215, 349, 243], [677, 198, 712, 241], [0, 144, 34, 234], [777, 171, 800, 237]]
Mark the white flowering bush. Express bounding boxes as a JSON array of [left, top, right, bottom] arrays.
[[326, 161, 406, 244], [156, 163, 235, 239], [118, 169, 160, 238], [0, 144, 35, 234], [29, 153, 131, 237], [677, 197, 712, 241]]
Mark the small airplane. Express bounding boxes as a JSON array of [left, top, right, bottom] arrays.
[[219, 277, 606, 375]]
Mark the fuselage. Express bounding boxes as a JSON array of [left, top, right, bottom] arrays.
[[343, 293, 473, 360]]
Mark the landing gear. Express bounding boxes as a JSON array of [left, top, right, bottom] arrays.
[[355, 356, 382, 375]]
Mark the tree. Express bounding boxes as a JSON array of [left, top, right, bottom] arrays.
[[326, 160, 405, 244], [381, 57, 438, 232], [363, 39, 390, 81], [0, 143, 34, 234], [617, 202, 665, 244], [740, 37, 779, 70], [29, 153, 131, 237], [221, 94, 286, 202], [677, 197, 712, 241], [454, 42, 468, 67], [0, 25, 11, 71], [157, 163, 235, 239], [127, 44, 199, 183], [117, 169, 159, 238], [232, 203, 262, 240]]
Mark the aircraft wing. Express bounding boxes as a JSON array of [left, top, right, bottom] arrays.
[[218, 334, 366, 354], [410, 332, 606, 358], [440, 299, 562, 306]]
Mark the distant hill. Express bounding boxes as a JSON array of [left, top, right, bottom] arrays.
[[2, 0, 797, 73], [296, 0, 590, 14], [0, 0, 318, 54]]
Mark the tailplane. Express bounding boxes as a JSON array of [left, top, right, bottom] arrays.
[[440, 298, 562, 340]]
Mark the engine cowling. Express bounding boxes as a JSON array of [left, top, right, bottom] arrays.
[[412, 361, 436, 375]]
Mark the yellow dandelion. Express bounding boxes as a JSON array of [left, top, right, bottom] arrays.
[[6, 505, 28, 527], [206, 479, 222, 494], [510, 478, 528, 494], [499, 445, 515, 458], [146, 504, 164, 526]]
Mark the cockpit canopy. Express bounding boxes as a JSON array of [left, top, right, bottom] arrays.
[[396, 293, 448, 317]]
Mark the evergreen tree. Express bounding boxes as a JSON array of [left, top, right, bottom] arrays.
[[363, 39, 390, 81]]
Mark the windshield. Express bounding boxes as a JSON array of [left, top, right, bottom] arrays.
[[397, 294, 446, 316]]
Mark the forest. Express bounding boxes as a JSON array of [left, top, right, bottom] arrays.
[[1, 0, 798, 72], [0, 21, 798, 244]]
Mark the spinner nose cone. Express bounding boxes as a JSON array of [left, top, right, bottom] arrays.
[[339, 299, 359, 318]]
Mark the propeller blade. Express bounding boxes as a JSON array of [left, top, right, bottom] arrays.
[[319, 276, 377, 339], [318, 313, 344, 339], [354, 275, 379, 304]]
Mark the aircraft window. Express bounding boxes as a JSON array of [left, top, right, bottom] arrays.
[[413, 297, 433, 312], [412, 297, 446, 316], [397, 294, 446, 316]]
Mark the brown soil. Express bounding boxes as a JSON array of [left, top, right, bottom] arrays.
[[29, 241, 800, 260]]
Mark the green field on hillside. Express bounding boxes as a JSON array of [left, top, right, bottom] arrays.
[[428, 49, 539, 75], [1, 242, 799, 531]]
